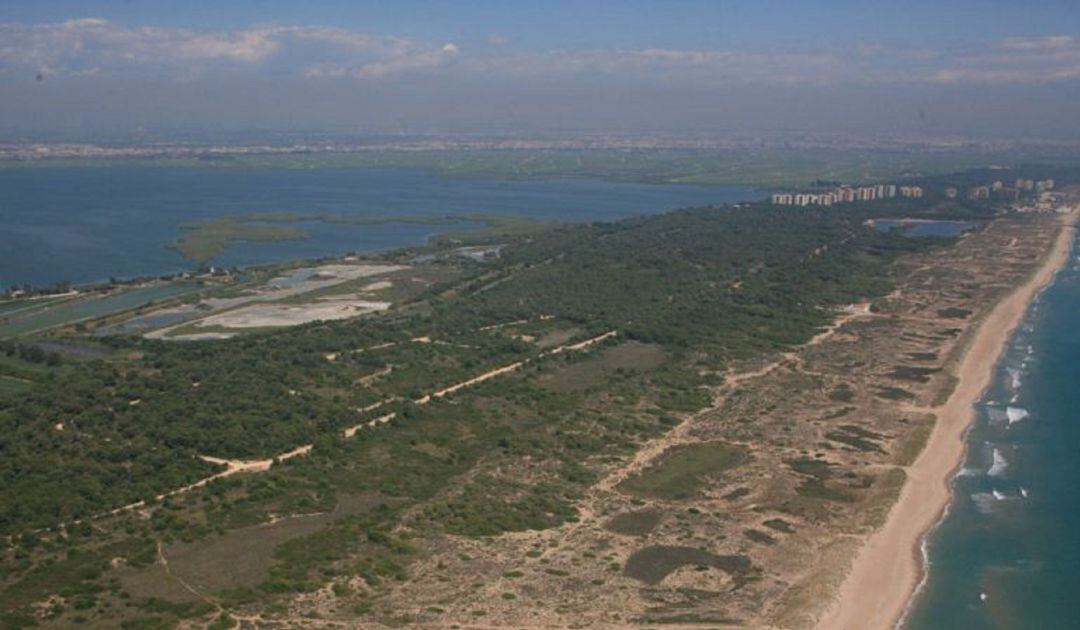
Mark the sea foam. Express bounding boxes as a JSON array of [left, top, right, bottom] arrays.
[[988, 448, 1008, 477], [1006, 407, 1030, 424], [971, 492, 997, 514]]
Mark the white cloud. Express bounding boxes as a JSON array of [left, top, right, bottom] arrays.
[[0, 18, 454, 80], [924, 35, 1080, 84], [303, 37, 459, 79], [1000, 35, 1075, 51], [0, 18, 1078, 88]]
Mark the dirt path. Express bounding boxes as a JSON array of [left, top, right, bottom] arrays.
[[814, 209, 1078, 630], [414, 361, 527, 404], [54, 331, 620, 532]]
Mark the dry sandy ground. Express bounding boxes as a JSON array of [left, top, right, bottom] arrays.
[[144, 264, 405, 338], [814, 209, 1078, 630], [191, 299, 391, 329]]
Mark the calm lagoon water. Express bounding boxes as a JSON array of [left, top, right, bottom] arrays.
[[905, 233, 1080, 629], [873, 219, 977, 237], [0, 167, 759, 290]]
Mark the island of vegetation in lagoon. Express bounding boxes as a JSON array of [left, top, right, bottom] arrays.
[[0, 160, 1076, 628], [0, 166, 759, 290]]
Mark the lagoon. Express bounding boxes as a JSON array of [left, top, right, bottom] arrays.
[[0, 167, 759, 291]]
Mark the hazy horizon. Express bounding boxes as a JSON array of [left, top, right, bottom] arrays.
[[2, 1, 1080, 140]]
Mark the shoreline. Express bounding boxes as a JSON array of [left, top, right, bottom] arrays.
[[813, 209, 1078, 630]]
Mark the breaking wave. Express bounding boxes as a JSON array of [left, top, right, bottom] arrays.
[[1006, 407, 1030, 424], [988, 448, 1008, 477], [1006, 368, 1023, 390]]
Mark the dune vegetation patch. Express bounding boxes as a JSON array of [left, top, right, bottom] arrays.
[[906, 351, 938, 362], [825, 424, 887, 454], [604, 509, 663, 536], [618, 442, 750, 501], [936, 307, 971, 319], [762, 518, 795, 533], [876, 386, 915, 401], [538, 341, 667, 393], [623, 545, 754, 586], [889, 365, 941, 383], [828, 383, 855, 402], [744, 529, 777, 545], [787, 458, 855, 503]]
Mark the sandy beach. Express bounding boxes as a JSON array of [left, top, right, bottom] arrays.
[[814, 209, 1078, 630]]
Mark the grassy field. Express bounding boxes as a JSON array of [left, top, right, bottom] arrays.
[[618, 442, 751, 500], [604, 509, 662, 536], [538, 342, 668, 392]]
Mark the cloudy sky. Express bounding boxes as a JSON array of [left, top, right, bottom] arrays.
[[2, 0, 1080, 139]]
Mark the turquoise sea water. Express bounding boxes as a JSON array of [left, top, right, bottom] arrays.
[[0, 167, 758, 290], [905, 231, 1080, 629]]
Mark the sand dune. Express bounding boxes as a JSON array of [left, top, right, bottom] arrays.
[[815, 209, 1077, 630]]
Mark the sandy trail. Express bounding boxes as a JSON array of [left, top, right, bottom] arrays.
[[544, 329, 618, 353], [814, 210, 1077, 630], [717, 302, 870, 389], [53, 331, 619, 531]]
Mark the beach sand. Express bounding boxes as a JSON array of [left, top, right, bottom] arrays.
[[814, 209, 1078, 630]]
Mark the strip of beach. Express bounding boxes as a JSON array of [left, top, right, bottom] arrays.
[[815, 208, 1079, 630]]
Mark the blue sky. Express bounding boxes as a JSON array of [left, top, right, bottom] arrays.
[[1, 1, 1079, 137]]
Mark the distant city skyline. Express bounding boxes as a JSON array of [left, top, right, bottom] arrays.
[[2, 1, 1080, 139]]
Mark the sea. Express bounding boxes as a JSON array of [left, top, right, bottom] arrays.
[[905, 230, 1080, 629], [0, 167, 758, 291]]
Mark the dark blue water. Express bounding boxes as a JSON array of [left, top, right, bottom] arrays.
[[0, 167, 758, 290], [906, 236, 1080, 629]]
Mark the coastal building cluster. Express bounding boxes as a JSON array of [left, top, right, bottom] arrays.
[[770, 183, 922, 207], [772, 176, 1055, 209], [953, 178, 1055, 202]]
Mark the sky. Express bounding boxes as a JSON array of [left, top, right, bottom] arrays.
[[2, 1, 1080, 140]]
